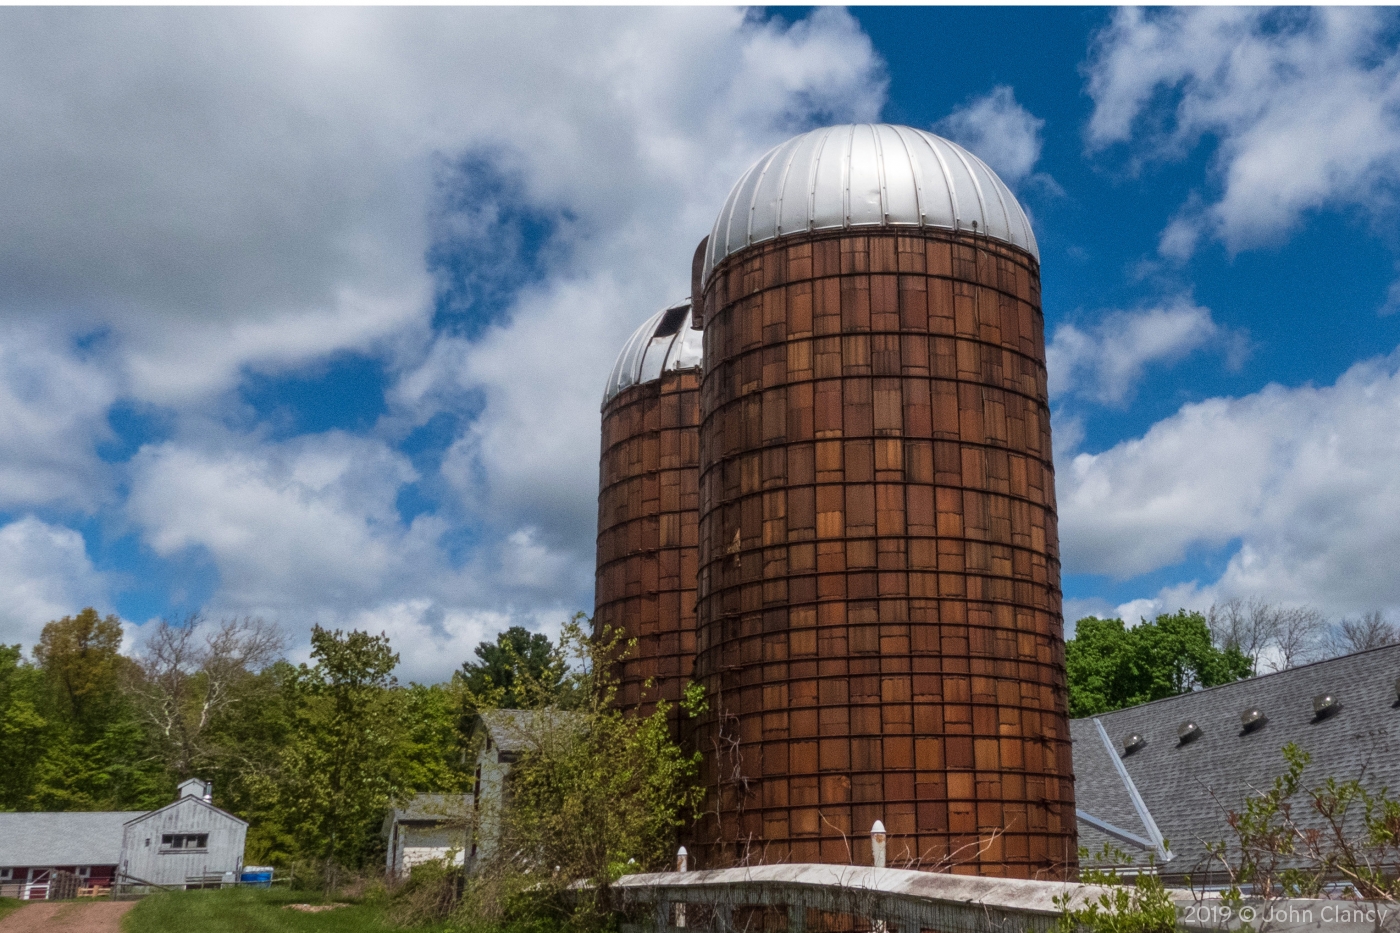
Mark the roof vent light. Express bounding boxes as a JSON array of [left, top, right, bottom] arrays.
[[1313, 693, 1340, 720], [1122, 733, 1146, 755], [1240, 707, 1267, 733], [1178, 721, 1201, 744]]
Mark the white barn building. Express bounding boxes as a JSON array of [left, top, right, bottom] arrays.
[[120, 779, 248, 888], [0, 778, 246, 898]]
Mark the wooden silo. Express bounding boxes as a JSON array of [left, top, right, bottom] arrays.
[[689, 125, 1076, 878], [596, 301, 703, 734]]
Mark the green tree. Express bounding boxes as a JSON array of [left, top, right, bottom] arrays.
[[0, 645, 50, 809], [26, 609, 168, 810], [194, 660, 299, 864], [1066, 610, 1252, 718], [463, 616, 703, 932], [397, 682, 472, 794], [459, 626, 562, 710], [127, 615, 286, 780], [279, 626, 406, 877], [33, 608, 126, 729]]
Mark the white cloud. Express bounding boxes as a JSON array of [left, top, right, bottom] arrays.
[[1047, 297, 1239, 405], [127, 432, 421, 612], [124, 428, 612, 677], [0, 323, 119, 510], [397, 8, 885, 557], [0, 9, 887, 674], [1059, 348, 1400, 620], [0, 8, 883, 404], [1383, 277, 1400, 317], [0, 517, 112, 650], [334, 600, 571, 685], [1085, 8, 1400, 258], [935, 85, 1048, 189]]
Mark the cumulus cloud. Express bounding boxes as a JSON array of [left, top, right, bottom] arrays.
[[935, 85, 1050, 189], [0, 8, 883, 402], [1047, 297, 1242, 406], [127, 432, 420, 610], [395, 8, 885, 555], [0, 517, 112, 650], [1085, 7, 1400, 258], [0, 323, 118, 509], [0, 8, 887, 674], [1059, 348, 1400, 620], [123, 428, 592, 680]]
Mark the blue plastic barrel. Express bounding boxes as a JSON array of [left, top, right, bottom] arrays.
[[239, 867, 273, 888]]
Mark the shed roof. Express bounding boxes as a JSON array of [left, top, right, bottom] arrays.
[[475, 708, 584, 755], [1071, 644, 1400, 876], [0, 811, 146, 867], [386, 793, 472, 826]]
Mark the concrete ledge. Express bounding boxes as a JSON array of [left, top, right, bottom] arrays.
[[612, 864, 1117, 932]]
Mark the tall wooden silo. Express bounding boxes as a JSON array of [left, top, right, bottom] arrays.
[[689, 124, 1075, 878]]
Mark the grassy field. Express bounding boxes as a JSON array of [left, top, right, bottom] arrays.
[[0, 898, 21, 922], [121, 886, 452, 932]]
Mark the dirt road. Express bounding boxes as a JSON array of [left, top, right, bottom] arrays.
[[0, 901, 134, 933]]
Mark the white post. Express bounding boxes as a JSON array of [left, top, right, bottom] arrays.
[[674, 846, 688, 929], [871, 820, 887, 869]]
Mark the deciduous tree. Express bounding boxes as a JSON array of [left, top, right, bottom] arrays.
[[1330, 611, 1399, 655], [127, 614, 286, 778], [1066, 611, 1252, 718], [279, 626, 406, 879]]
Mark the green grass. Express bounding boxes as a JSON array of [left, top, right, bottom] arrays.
[[0, 898, 22, 922], [121, 886, 451, 933]]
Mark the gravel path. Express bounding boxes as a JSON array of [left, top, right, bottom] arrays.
[[0, 901, 134, 933]]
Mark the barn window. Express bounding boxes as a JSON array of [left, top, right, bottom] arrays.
[[160, 833, 209, 851]]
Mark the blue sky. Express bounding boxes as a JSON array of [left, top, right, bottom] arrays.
[[2, 7, 1400, 680]]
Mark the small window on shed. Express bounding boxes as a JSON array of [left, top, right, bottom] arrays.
[[160, 833, 209, 851]]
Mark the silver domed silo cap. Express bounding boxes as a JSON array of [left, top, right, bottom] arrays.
[[702, 123, 1039, 286], [602, 300, 703, 408]]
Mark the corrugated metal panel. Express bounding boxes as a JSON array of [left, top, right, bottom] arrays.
[[703, 125, 1039, 287]]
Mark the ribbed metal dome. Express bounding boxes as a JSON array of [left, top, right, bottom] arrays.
[[602, 300, 703, 408], [702, 124, 1038, 285]]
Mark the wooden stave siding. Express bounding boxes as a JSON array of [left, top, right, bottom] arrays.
[[690, 230, 1076, 879], [595, 368, 702, 732]]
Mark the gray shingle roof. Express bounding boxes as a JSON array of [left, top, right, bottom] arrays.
[[477, 708, 584, 754], [1071, 644, 1400, 880], [0, 811, 147, 867], [387, 793, 472, 825]]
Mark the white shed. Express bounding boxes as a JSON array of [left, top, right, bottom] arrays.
[[120, 779, 248, 888], [383, 794, 471, 879]]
